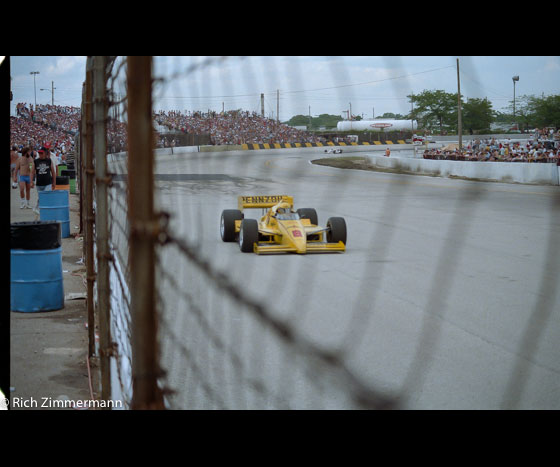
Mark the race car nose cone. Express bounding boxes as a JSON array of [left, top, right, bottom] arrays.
[[290, 228, 307, 253], [279, 220, 307, 253]]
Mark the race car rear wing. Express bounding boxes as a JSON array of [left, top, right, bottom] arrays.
[[238, 195, 294, 212]]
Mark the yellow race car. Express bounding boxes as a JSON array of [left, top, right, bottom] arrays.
[[220, 195, 346, 254]]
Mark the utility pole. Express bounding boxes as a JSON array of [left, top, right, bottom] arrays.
[[411, 92, 414, 133], [261, 93, 264, 118], [349, 102, 352, 130], [40, 81, 56, 105], [276, 89, 279, 123], [512, 75, 519, 124], [30, 71, 40, 109], [457, 58, 462, 151]]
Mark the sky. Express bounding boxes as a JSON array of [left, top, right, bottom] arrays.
[[9, 56, 560, 122]]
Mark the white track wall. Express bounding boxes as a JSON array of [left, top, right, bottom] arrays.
[[365, 154, 560, 186]]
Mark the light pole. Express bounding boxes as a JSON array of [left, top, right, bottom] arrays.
[[40, 81, 56, 106], [512, 75, 519, 124], [30, 71, 40, 109]]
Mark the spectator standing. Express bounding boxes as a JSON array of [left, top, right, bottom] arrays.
[[11, 146, 20, 188], [50, 146, 60, 173], [13, 147, 34, 208], [33, 146, 56, 213]]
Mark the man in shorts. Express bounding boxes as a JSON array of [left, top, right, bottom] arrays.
[[13, 147, 35, 208], [33, 146, 56, 213], [10, 146, 20, 189]]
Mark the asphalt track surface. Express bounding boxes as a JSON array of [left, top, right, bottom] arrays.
[[115, 147, 560, 409]]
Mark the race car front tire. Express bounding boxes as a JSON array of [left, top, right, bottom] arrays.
[[221, 209, 243, 242], [297, 208, 318, 226], [327, 217, 347, 245], [239, 219, 259, 252]]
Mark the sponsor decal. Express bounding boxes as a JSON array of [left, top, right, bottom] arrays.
[[370, 123, 393, 128], [292, 229, 302, 238], [242, 195, 286, 204]]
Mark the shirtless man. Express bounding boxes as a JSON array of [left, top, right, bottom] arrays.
[[13, 147, 35, 208], [10, 146, 19, 188]]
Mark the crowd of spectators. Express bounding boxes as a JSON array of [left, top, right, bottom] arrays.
[[12, 103, 78, 154], [154, 109, 325, 145], [13, 102, 559, 165], [106, 118, 128, 153], [423, 135, 559, 164]]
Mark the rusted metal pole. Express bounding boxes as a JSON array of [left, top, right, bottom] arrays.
[[92, 56, 112, 405], [127, 56, 164, 409], [84, 58, 96, 359]]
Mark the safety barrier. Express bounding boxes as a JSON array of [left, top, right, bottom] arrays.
[[241, 141, 407, 150], [365, 153, 560, 185]]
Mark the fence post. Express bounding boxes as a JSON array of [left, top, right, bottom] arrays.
[[92, 56, 112, 405], [127, 56, 164, 409], [83, 58, 96, 359]]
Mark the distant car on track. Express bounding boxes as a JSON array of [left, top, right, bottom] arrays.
[[220, 195, 347, 254], [412, 134, 426, 145], [324, 148, 343, 154]]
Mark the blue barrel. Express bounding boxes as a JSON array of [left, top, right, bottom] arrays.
[[39, 190, 70, 238], [11, 221, 64, 312]]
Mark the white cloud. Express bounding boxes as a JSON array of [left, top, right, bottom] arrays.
[[543, 56, 560, 71], [46, 56, 86, 76]]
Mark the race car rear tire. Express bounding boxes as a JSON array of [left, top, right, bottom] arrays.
[[221, 209, 243, 242], [297, 208, 318, 226], [239, 219, 259, 253], [327, 217, 347, 245]]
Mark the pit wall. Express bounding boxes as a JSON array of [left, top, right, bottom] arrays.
[[365, 153, 560, 186]]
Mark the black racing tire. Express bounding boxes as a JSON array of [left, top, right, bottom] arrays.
[[220, 209, 243, 242], [326, 217, 347, 245], [297, 208, 318, 226], [239, 219, 259, 253]]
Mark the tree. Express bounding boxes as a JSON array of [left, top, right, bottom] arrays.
[[500, 94, 560, 131], [526, 94, 560, 128], [408, 90, 458, 134], [285, 114, 311, 127], [379, 112, 407, 119], [285, 113, 342, 130], [462, 98, 494, 134]]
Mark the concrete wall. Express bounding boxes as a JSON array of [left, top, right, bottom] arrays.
[[365, 153, 560, 186], [427, 134, 531, 142], [108, 144, 559, 186]]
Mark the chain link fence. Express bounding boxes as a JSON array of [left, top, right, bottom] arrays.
[[80, 56, 559, 410]]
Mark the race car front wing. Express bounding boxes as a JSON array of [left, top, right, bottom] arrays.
[[253, 241, 345, 255]]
